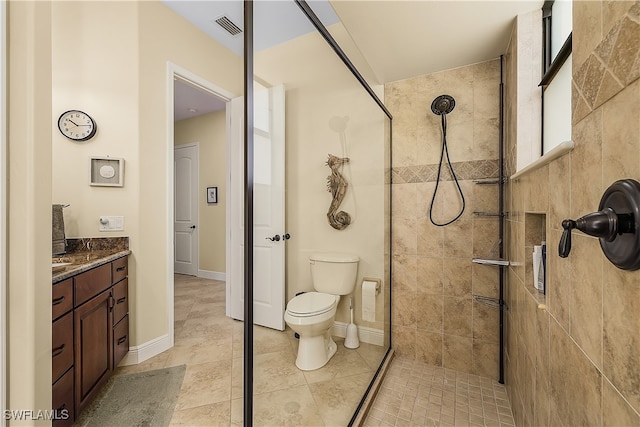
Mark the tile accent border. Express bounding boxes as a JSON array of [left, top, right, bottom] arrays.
[[573, 2, 640, 123], [392, 160, 500, 184]]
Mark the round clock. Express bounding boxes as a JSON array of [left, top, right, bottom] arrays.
[[57, 110, 97, 141]]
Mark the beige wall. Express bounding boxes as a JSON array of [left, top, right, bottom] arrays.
[[504, 1, 640, 425], [174, 111, 227, 274], [7, 1, 53, 421], [386, 59, 503, 379]]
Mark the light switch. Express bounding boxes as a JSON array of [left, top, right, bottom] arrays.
[[99, 216, 125, 232]]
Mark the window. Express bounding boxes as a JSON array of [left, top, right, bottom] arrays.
[[541, 0, 572, 155]]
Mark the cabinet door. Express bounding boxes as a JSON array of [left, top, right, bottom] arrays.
[[74, 289, 113, 413]]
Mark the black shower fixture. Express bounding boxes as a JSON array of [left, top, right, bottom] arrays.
[[428, 94, 465, 227], [431, 94, 456, 115]]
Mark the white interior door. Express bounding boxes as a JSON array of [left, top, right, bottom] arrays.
[[174, 144, 199, 276], [228, 85, 286, 331]]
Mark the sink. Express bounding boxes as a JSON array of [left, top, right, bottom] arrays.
[[52, 262, 72, 273]]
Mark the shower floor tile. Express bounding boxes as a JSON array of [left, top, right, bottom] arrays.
[[364, 357, 515, 427]]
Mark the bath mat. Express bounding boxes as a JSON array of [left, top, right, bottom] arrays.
[[74, 365, 186, 427]]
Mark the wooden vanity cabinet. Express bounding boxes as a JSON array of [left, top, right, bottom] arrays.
[[52, 255, 129, 426]]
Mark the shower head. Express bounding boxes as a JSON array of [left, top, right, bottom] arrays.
[[431, 94, 456, 115]]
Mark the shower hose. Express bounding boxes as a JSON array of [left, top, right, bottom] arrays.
[[429, 112, 466, 226]]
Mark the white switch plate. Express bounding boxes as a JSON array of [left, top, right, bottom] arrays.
[[99, 216, 124, 232]]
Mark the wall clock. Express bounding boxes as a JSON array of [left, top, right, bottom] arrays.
[[57, 110, 97, 142]]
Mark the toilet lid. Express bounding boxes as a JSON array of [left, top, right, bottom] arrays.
[[287, 292, 337, 317]]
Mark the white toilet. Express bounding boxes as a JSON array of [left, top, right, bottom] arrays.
[[284, 252, 359, 371]]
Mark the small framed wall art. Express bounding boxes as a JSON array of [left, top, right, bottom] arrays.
[[207, 187, 218, 204], [90, 157, 124, 187]]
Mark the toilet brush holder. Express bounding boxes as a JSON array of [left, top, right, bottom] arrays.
[[344, 297, 360, 349]]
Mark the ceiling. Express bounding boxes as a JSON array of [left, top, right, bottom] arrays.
[[170, 0, 543, 120]]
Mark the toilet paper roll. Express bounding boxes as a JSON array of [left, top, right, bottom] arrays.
[[362, 280, 377, 322]]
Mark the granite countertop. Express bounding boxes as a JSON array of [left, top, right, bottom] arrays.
[[52, 237, 130, 284]]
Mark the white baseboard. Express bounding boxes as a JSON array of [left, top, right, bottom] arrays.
[[118, 333, 172, 366], [198, 269, 226, 281], [332, 321, 384, 347]]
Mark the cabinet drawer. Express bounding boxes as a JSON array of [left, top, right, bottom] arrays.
[[113, 314, 129, 368], [52, 367, 74, 427], [52, 312, 73, 383], [74, 263, 111, 307], [112, 256, 128, 284], [112, 278, 128, 325], [52, 279, 73, 321]]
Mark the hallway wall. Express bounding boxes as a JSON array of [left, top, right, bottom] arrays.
[[504, 1, 640, 425], [385, 59, 503, 380]]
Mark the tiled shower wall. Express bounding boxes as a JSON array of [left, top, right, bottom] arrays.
[[504, 1, 640, 426], [386, 60, 504, 380]]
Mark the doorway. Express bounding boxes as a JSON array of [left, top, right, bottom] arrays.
[[167, 63, 235, 346]]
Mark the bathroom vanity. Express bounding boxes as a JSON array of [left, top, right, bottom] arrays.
[[52, 240, 130, 427]]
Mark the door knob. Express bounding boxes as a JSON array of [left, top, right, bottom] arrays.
[[189, 225, 196, 229], [266, 235, 280, 242], [282, 233, 291, 240]]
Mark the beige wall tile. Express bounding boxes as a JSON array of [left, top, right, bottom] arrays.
[[392, 254, 417, 292], [443, 296, 472, 338], [417, 293, 443, 333], [569, 234, 604, 369], [443, 219, 474, 258], [442, 259, 472, 296], [393, 290, 417, 327], [416, 330, 443, 366], [442, 334, 473, 373], [602, 80, 640, 184], [472, 301, 499, 343], [547, 229, 571, 331], [570, 109, 603, 219], [417, 256, 444, 294], [392, 216, 418, 255], [472, 339, 499, 379], [392, 326, 417, 359], [550, 319, 602, 427], [603, 261, 640, 412], [602, 379, 640, 426], [472, 218, 500, 258], [574, 0, 603, 68], [471, 263, 499, 298], [548, 154, 571, 231], [417, 218, 444, 257]]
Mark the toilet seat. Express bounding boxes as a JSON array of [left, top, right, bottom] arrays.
[[286, 292, 338, 317]]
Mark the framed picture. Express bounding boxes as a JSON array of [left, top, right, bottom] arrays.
[[90, 157, 124, 187], [207, 186, 218, 204]]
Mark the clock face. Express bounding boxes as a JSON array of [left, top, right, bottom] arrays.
[[58, 110, 97, 141]]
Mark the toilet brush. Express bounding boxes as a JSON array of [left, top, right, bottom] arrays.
[[344, 297, 360, 349]]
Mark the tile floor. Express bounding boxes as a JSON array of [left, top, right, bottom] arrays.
[[114, 275, 515, 426], [363, 357, 516, 427], [114, 274, 386, 426]]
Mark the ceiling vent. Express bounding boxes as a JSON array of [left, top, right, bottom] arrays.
[[213, 15, 242, 36]]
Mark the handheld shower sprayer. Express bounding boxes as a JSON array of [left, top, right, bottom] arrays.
[[428, 94, 466, 226]]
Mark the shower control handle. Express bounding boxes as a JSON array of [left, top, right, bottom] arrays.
[[559, 220, 576, 258], [559, 208, 634, 257]]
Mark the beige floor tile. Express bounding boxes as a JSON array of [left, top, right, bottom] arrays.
[[169, 401, 230, 426], [303, 339, 373, 384], [175, 360, 233, 410], [309, 372, 373, 426], [253, 350, 307, 394]]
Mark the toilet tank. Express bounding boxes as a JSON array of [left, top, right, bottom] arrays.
[[309, 252, 359, 295]]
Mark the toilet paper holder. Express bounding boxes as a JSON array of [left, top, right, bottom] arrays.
[[362, 278, 381, 294]]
